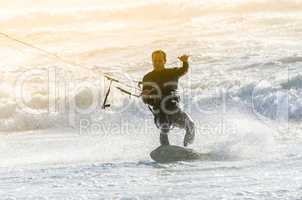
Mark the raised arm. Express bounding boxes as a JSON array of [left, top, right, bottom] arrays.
[[176, 60, 189, 77], [173, 55, 190, 77]]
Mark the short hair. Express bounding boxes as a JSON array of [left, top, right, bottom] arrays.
[[152, 50, 166, 61]]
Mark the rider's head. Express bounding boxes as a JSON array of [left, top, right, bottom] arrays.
[[152, 50, 166, 71]]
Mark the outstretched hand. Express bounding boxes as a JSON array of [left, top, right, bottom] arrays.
[[178, 55, 190, 62]]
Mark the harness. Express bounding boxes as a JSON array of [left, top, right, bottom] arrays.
[[148, 106, 175, 130]]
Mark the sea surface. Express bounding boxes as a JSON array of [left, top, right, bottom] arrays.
[[0, 0, 302, 199]]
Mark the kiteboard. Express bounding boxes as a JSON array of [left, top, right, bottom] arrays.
[[150, 145, 210, 163]]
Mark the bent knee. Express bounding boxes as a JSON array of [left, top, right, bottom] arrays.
[[186, 119, 195, 130]]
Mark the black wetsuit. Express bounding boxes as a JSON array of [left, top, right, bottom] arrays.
[[142, 62, 195, 146], [142, 62, 188, 110]]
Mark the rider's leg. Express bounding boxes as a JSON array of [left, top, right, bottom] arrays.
[[156, 111, 170, 146], [160, 128, 170, 145], [172, 110, 195, 147]]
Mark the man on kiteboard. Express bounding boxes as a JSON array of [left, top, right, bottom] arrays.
[[142, 50, 195, 147]]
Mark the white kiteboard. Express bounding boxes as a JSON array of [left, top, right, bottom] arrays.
[[150, 145, 210, 163]]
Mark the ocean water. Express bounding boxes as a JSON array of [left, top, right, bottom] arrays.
[[0, 0, 302, 199]]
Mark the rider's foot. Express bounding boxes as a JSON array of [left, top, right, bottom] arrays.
[[183, 132, 195, 147], [160, 133, 170, 146]]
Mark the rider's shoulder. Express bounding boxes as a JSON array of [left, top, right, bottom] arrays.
[[143, 71, 153, 80], [143, 70, 156, 80]]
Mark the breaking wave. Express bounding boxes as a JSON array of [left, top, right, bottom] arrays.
[[227, 74, 302, 121], [0, 72, 301, 132]]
